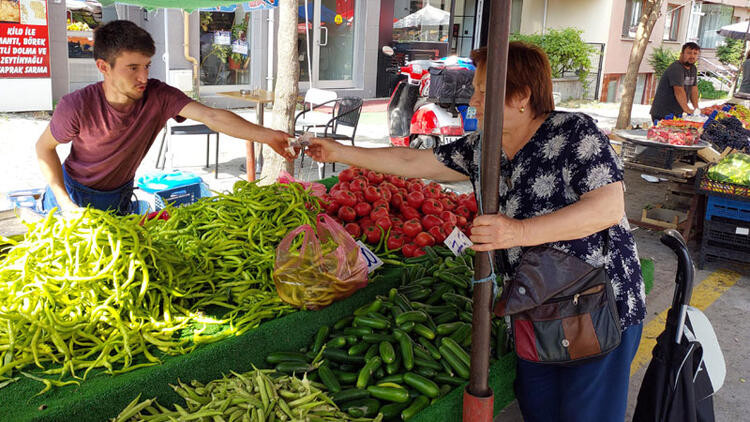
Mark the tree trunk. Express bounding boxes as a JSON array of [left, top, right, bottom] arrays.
[[259, 1, 299, 184], [615, 0, 663, 130]]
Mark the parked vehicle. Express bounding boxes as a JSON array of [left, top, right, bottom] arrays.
[[383, 47, 477, 149]]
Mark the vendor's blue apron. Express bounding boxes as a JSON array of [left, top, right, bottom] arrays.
[[42, 167, 135, 215]]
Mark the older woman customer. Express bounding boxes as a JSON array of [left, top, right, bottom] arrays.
[[306, 42, 645, 421]]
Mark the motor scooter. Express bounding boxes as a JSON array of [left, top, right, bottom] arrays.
[[383, 46, 477, 149]]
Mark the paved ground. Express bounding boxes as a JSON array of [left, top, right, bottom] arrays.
[[1, 100, 748, 421]]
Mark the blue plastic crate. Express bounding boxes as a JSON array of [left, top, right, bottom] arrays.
[[154, 183, 205, 210], [705, 195, 750, 222]]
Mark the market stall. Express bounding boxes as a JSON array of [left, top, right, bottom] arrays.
[[613, 103, 750, 264], [0, 171, 521, 421]]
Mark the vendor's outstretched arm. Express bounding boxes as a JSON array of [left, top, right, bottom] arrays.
[[305, 137, 469, 182], [35, 125, 79, 211], [177, 102, 296, 160]]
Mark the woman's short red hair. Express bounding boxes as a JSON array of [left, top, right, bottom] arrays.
[[470, 42, 555, 118]]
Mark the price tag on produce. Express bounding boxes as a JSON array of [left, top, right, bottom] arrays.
[[444, 227, 473, 256], [357, 240, 383, 273]]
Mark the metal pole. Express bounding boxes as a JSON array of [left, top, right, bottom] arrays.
[[447, 0, 456, 54], [463, 0, 511, 420]]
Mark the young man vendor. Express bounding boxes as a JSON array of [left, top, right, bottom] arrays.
[[649, 42, 700, 123], [36, 20, 295, 215]]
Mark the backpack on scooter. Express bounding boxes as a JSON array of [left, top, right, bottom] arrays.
[[427, 65, 475, 107]]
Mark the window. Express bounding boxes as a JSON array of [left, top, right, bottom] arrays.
[[622, 0, 642, 38], [697, 3, 733, 49], [199, 9, 251, 86], [663, 4, 681, 41], [393, 0, 451, 43]]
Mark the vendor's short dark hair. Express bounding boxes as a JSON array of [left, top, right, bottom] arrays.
[[682, 42, 701, 52], [470, 42, 555, 119], [94, 20, 155, 65]]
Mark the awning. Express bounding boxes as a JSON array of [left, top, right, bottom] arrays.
[[717, 20, 750, 41], [98, 0, 276, 12], [393, 4, 449, 29], [66, 0, 102, 13]]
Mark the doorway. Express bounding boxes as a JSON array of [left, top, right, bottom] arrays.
[[298, 0, 361, 89]]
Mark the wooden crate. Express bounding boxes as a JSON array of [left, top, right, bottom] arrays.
[[641, 204, 687, 230]]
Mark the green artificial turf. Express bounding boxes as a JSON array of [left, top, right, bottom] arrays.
[[640, 258, 655, 295], [412, 352, 517, 422], [0, 269, 402, 421], [0, 265, 518, 422]]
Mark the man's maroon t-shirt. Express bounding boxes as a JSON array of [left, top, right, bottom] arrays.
[[49, 79, 194, 190]]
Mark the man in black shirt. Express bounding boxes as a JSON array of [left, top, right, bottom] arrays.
[[650, 42, 700, 122]]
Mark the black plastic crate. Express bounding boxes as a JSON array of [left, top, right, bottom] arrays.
[[698, 217, 750, 268], [622, 142, 697, 169], [154, 183, 202, 210]]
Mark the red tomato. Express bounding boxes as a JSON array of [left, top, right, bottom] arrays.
[[390, 216, 403, 226], [359, 217, 374, 231], [460, 196, 478, 213], [354, 202, 372, 217], [441, 221, 455, 235], [455, 205, 472, 220], [338, 168, 356, 183], [391, 220, 405, 233], [444, 191, 459, 202], [464, 224, 473, 237], [391, 192, 405, 208], [421, 214, 442, 231], [440, 210, 457, 226], [375, 216, 392, 232], [372, 199, 390, 211], [379, 182, 398, 194], [406, 191, 425, 209], [412, 247, 427, 257], [363, 186, 382, 202], [423, 183, 441, 199], [337, 206, 356, 222], [334, 190, 357, 207], [386, 232, 405, 250], [407, 178, 424, 187], [367, 171, 385, 185], [349, 177, 368, 192], [402, 218, 423, 238], [440, 197, 456, 211], [344, 222, 361, 237], [365, 225, 381, 244], [414, 232, 436, 247], [380, 188, 392, 203], [391, 176, 407, 188], [456, 215, 468, 228], [325, 200, 340, 215], [421, 198, 444, 216], [400, 205, 421, 221], [402, 242, 418, 258], [370, 207, 390, 221], [428, 225, 447, 243], [354, 191, 365, 203]]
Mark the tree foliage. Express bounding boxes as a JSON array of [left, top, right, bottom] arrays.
[[510, 28, 596, 82], [648, 45, 679, 79], [716, 37, 744, 67]]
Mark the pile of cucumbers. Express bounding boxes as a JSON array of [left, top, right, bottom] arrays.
[[265, 246, 510, 420]]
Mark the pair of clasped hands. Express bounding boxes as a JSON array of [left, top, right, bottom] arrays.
[[296, 134, 528, 253]]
